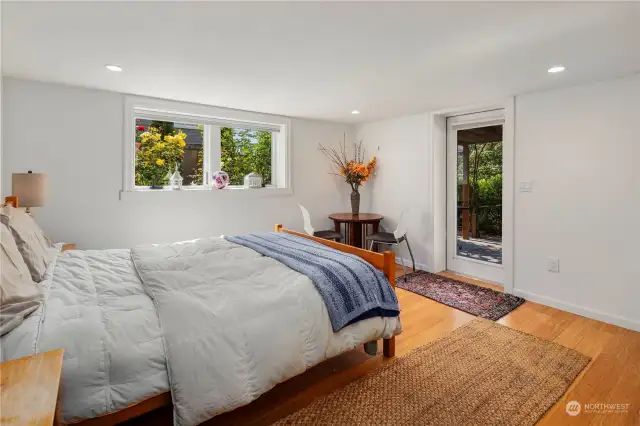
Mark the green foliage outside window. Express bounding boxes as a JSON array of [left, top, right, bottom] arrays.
[[221, 128, 272, 186], [457, 141, 503, 235], [137, 121, 272, 187], [135, 121, 186, 187], [476, 174, 502, 234], [190, 128, 272, 186]]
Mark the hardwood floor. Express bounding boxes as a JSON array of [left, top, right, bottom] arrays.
[[134, 266, 640, 426]]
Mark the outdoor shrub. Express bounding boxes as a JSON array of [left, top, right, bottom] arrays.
[[475, 174, 502, 233], [135, 125, 186, 187]]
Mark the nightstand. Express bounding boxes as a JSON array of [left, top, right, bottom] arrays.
[[0, 349, 64, 425], [61, 243, 76, 252]]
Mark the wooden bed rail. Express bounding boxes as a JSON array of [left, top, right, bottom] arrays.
[[275, 224, 396, 357]]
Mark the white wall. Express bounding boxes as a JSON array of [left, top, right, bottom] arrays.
[[356, 113, 432, 270], [0, 5, 3, 202], [357, 73, 640, 330], [2, 77, 355, 248], [513, 74, 640, 330]]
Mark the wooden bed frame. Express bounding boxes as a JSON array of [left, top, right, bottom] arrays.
[[274, 224, 397, 357], [1, 203, 398, 426]]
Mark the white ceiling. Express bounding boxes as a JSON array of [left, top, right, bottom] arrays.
[[2, 1, 639, 123]]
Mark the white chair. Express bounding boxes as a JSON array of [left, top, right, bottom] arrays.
[[366, 210, 416, 281], [298, 205, 343, 241]]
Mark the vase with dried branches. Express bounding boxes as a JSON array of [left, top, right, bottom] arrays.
[[319, 138, 377, 215]]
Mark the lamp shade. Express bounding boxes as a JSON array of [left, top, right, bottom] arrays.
[[12, 172, 47, 207]]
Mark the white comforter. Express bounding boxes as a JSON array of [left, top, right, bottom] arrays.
[[133, 237, 402, 426], [0, 249, 168, 423], [1, 242, 401, 424]]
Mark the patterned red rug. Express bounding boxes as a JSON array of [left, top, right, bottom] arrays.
[[397, 271, 524, 320]]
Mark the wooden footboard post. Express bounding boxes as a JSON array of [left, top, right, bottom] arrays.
[[274, 224, 283, 232], [382, 250, 396, 358]]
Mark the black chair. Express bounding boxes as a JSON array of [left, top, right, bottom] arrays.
[[366, 212, 415, 281]]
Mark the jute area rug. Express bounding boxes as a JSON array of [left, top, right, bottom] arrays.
[[274, 319, 590, 426]]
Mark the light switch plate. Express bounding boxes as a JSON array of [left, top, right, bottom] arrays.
[[548, 257, 560, 273], [519, 181, 533, 192]]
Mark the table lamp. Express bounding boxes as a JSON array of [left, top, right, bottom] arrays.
[[12, 171, 47, 214]]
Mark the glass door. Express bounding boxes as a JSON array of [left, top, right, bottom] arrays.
[[446, 110, 505, 284]]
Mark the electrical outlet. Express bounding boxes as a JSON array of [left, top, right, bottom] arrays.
[[548, 257, 560, 273]]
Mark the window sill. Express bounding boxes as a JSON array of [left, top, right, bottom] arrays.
[[119, 186, 292, 200]]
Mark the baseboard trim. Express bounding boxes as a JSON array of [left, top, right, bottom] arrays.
[[391, 256, 638, 332], [513, 289, 640, 332], [395, 256, 429, 273]]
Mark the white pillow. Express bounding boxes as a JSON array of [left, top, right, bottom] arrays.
[[0, 204, 55, 282], [0, 222, 43, 336]]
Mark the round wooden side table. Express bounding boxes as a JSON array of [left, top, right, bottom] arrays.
[[328, 213, 384, 249]]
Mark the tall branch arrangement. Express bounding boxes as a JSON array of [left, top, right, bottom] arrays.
[[319, 137, 377, 192]]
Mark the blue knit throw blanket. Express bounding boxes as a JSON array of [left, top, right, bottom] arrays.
[[225, 232, 399, 332]]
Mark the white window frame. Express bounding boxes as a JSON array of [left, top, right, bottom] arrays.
[[122, 96, 291, 195]]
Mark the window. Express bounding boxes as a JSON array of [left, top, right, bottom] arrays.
[[220, 127, 272, 186], [123, 97, 290, 193], [135, 119, 205, 187]]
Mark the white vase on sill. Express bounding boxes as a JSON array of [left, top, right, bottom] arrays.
[[170, 167, 183, 190]]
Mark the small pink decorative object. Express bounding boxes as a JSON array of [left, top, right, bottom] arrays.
[[212, 171, 230, 189]]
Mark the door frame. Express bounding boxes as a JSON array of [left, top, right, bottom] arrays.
[[428, 98, 514, 293], [446, 110, 506, 284]]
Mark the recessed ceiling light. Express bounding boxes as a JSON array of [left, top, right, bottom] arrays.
[[351, 110, 360, 115], [105, 64, 123, 72], [548, 66, 565, 73]]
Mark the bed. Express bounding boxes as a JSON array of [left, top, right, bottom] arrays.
[[1, 212, 401, 426]]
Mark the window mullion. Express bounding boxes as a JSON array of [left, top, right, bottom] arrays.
[[274, 130, 287, 189], [270, 131, 277, 187], [206, 125, 222, 186]]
